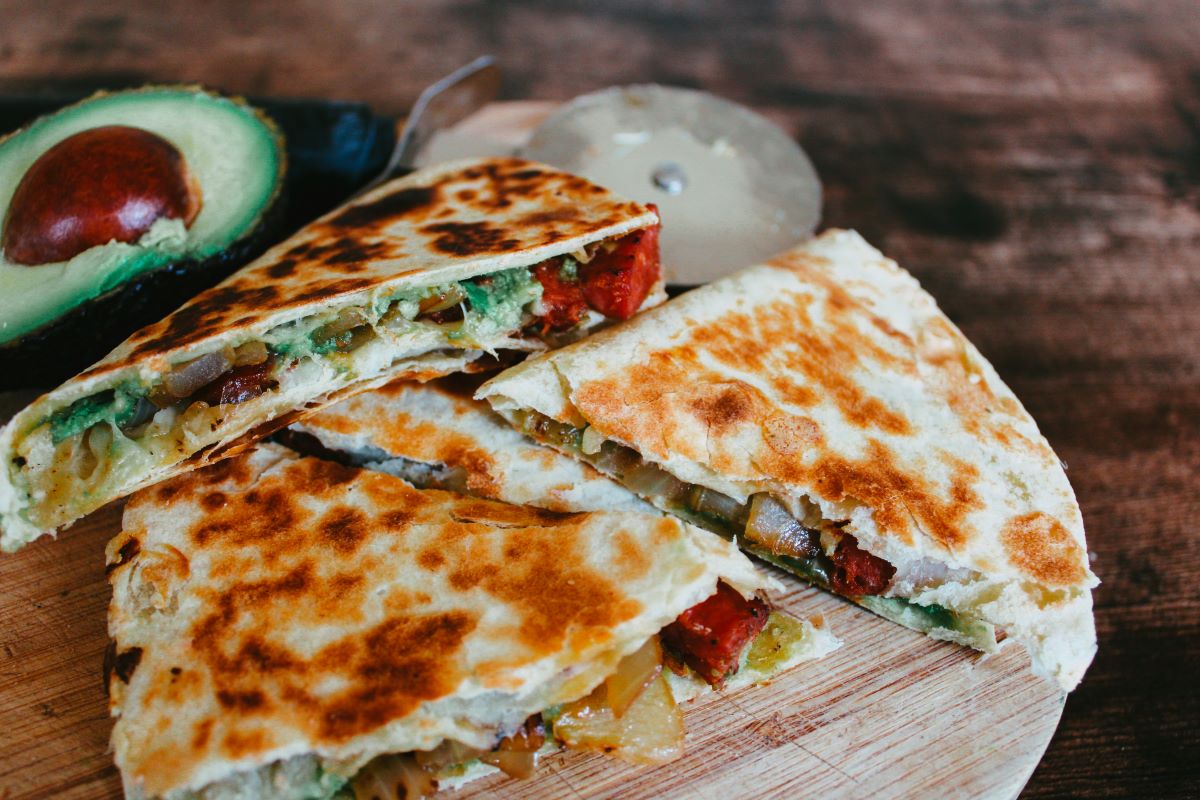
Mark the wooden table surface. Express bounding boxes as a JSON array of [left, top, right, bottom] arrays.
[[0, 2, 1196, 797]]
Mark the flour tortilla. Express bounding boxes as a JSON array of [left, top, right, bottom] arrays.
[[287, 375, 650, 513], [106, 443, 773, 798], [479, 229, 1097, 690], [1, 157, 661, 550]]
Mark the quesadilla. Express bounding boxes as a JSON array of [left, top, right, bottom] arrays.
[[1, 156, 664, 551], [478, 229, 1098, 690], [105, 443, 836, 799], [281, 375, 651, 513]]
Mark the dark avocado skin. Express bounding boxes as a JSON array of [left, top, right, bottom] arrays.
[[0, 94, 395, 390]]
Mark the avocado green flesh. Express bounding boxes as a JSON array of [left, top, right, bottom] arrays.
[[0, 87, 283, 344], [513, 411, 992, 645]]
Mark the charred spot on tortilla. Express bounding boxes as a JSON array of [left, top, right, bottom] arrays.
[[687, 382, 763, 433], [266, 258, 299, 279], [105, 536, 142, 576], [215, 689, 269, 712], [315, 612, 477, 742], [323, 185, 440, 229], [317, 506, 369, 554], [422, 221, 522, 256], [125, 283, 282, 359], [199, 491, 227, 511], [190, 483, 302, 547], [110, 645, 143, 684]]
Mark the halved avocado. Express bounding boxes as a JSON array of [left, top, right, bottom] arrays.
[[0, 86, 286, 389]]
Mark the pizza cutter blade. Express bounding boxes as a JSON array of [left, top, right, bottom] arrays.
[[520, 85, 822, 285]]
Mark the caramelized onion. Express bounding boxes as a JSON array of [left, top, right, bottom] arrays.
[[350, 753, 437, 800], [624, 462, 689, 502], [417, 286, 466, 315], [496, 714, 546, 753], [161, 351, 230, 400], [689, 486, 749, 526], [554, 670, 683, 765], [232, 340, 269, 366], [605, 636, 664, 718], [744, 494, 819, 558], [412, 740, 486, 772], [580, 425, 606, 455], [478, 750, 537, 780], [588, 441, 642, 476], [312, 308, 369, 347]]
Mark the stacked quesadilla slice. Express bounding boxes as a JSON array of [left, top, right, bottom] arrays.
[[106, 443, 836, 799], [1, 157, 664, 551], [281, 375, 652, 513], [479, 229, 1098, 690]]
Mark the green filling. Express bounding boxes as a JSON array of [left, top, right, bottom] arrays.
[[309, 327, 357, 355], [47, 383, 142, 444], [453, 267, 543, 340], [744, 611, 810, 676], [756, 549, 831, 587], [559, 257, 579, 282]]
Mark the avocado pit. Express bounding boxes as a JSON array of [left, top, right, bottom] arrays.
[[2, 125, 201, 266]]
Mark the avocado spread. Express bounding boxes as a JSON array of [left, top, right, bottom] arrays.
[[48, 383, 143, 444], [382, 267, 542, 343]]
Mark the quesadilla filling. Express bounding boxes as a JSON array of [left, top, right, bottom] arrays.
[[8, 223, 662, 534], [175, 584, 801, 800], [510, 411, 996, 649]]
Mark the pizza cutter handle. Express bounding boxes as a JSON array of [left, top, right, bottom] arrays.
[[358, 55, 502, 194]]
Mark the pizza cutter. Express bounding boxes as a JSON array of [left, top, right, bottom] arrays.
[[520, 85, 822, 285]]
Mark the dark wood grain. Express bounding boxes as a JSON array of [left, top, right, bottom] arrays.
[[0, 1, 1197, 797]]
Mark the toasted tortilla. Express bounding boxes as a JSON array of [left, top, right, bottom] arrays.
[[0, 157, 661, 551], [479, 229, 1098, 690], [285, 375, 650, 513], [106, 443, 775, 798]]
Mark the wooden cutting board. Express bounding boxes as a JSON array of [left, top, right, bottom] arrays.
[[0, 502, 1065, 800], [0, 103, 1066, 799]]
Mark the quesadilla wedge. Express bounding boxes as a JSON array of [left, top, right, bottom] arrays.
[[1, 157, 664, 551], [280, 375, 651, 513], [479, 229, 1098, 691], [106, 443, 836, 799]]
